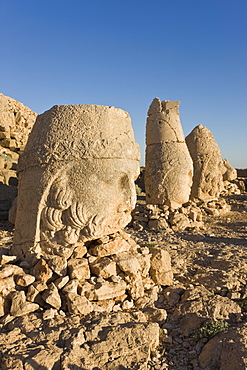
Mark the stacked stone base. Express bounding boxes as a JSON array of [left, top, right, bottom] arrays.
[[0, 231, 173, 323]]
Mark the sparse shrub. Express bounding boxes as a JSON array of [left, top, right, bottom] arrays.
[[146, 243, 157, 248], [194, 320, 229, 341], [135, 184, 142, 195], [0, 154, 12, 161]]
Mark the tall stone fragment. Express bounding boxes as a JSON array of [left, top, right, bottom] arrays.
[[145, 98, 193, 209], [185, 124, 225, 201], [12, 105, 140, 261]]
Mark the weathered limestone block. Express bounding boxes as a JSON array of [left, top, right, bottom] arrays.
[[12, 104, 140, 262], [41, 282, 61, 310], [145, 98, 193, 209], [33, 259, 53, 283], [10, 291, 39, 317], [93, 279, 127, 300], [67, 258, 90, 282], [89, 235, 132, 257], [185, 124, 225, 201], [89, 256, 117, 279], [15, 274, 35, 287], [65, 293, 92, 315], [149, 247, 173, 286]]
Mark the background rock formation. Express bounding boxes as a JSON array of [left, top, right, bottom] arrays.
[[0, 93, 37, 220], [145, 98, 193, 209]]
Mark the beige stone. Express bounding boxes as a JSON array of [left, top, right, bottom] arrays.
[[149, 247, 173, 286], [89, 256, 117, 279], [186, 124, 225, 201], [67, 258, 90, 282], [65, 293, 92, 315], [33, 259, 53, 283], [47, 255, 67, 276], [169, 212, 191, 231], [145, 98, 193, 209], [41, 282, 61, 310], [0, 264, 24, 279], [114, 252, 141, 276], [0, 276, 15, 296], [89, 235, 132, 257], [10, 291, 39, 317], [199, 324, 247, 370], [15, 274, 35, 287], [93, 279, 127, 300], [0, 255, 16, 265], [148, 218, 169, 231], [12, 104, 140, 262]]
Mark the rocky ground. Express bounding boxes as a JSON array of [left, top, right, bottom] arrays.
[[0, 191, 246, 369]]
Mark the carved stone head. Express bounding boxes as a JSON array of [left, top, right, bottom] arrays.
[[13, 105, 140, 260]]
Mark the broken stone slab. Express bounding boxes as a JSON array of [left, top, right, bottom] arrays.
[[41, 282, 61, 310], [15, 274, 35, 287], [180, 286, 242, 320], [33, 259, 53, 283], [0, 255, 17, 265], [149, 247, 173, 286], [113, 252, 141, 276], [10, 291, 39, 317], [47, 255, 67, 276], [67, 258, 90, 282], [0, 276, 16, 296], [198, 324, 247, 370], [93, 279, 127, 301], [169, 212, 191, 231], [148, 218, 170, 231], [65, 293, 92, 316], [0, 264, 25, 279], [89, 256, 117, 279], [89, 235, 133, 257]]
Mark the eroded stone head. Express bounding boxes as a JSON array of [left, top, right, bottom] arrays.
[[145, 98, 193, 209], [13, 105, 140, 261], [185, 124, 225, 201]]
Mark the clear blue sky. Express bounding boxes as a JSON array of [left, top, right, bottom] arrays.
[[1, 0, 246, 167]]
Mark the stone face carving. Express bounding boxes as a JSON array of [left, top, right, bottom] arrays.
[[145, 98, 193, 209], [185, 124, 225, 201], [12, 105, 140, 261]]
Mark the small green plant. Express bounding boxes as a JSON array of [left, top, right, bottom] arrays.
[[135, 184, 142, 195], [194, 320, 229, 341], [146, 243, 157, 248], [0, 153, 12, 161]]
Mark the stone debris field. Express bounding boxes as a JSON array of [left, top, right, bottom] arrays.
[[0, 93, 246, 370]]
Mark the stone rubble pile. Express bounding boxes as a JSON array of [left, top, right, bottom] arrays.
[[131, 197, 232, 232], [0, 230, 173, 323]]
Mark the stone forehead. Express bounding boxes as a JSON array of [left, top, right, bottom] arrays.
[[19, 105, 140, 169]]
